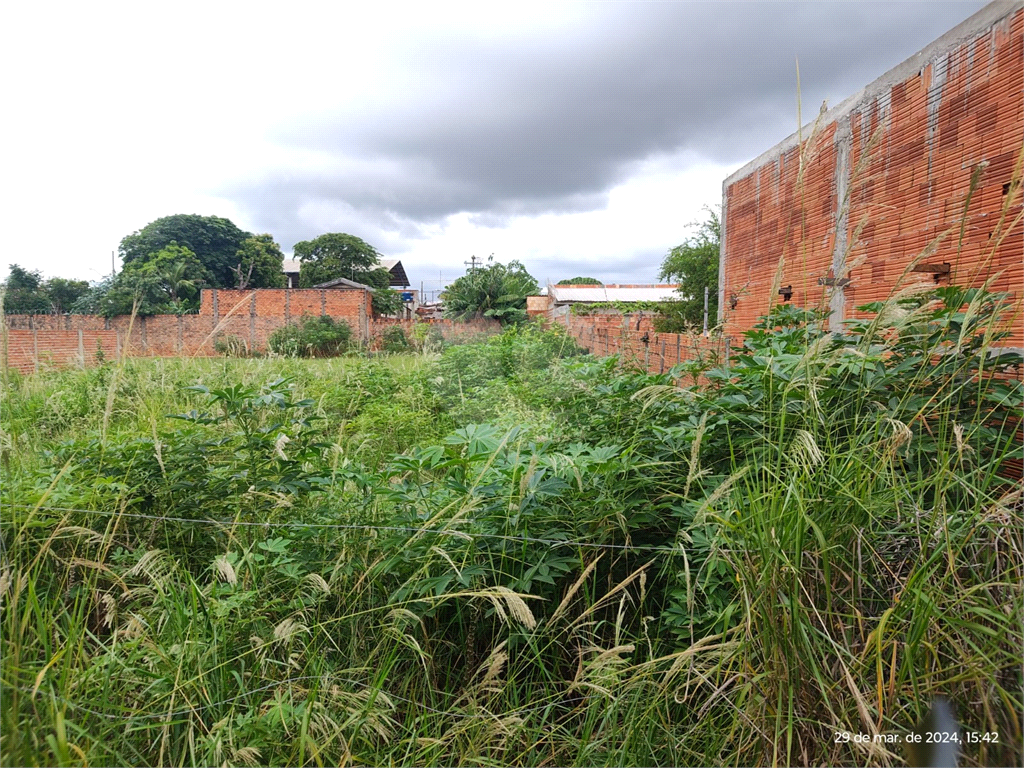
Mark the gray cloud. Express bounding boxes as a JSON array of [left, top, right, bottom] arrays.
[[225, 0, 988, 267]]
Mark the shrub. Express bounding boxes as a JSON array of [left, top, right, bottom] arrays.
[[268, 315, 353, 357], [379, 324, 410, 353], [213, 334, 253, 357]]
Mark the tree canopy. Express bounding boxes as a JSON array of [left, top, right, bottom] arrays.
[[85, 244, 206, 317], [232, 234, 286, 289], [442, 258, 539, 325], [295, 233, 383, 288], [655, 207, 720, 331], [2, 265, 89, 315], [119, 214, 254, 289], [557, 276, 603, 285]]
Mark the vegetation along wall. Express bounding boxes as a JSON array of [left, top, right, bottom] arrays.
[[2, 288, 500, 374], [720, 2, 1023, 345], [563, 313, 727, 378]]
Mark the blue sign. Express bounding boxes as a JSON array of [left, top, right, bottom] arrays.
[[401, 292, 414, 302]]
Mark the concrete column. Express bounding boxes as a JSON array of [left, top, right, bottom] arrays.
[[177, 315, 184, 353], [140, 316, 148, 351], [250, 292, 257, 349], [32, 328, 39, 373], [285, 288, 291, 324], [320, 290, 326, 317], [77, 329, 84, 366], [359, 294, 368, 341], [829, 118, 852, 334]]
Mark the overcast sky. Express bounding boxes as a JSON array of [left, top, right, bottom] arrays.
[[2, 0, 989, 289]]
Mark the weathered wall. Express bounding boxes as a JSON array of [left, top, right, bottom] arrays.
[[2, 288, 502, 374], [1, 329, 120, 375], [562, 313, 728, 376], [721, 2, 1023, 345]]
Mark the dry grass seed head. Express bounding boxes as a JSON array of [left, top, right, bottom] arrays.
[[213, 555, 237, 586], [486, 586, 537, 630], [230, 746, 263, 768], [272, 617, 307, 644]]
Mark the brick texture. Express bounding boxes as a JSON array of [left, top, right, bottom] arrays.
[[721, 6, 1023, 346], [2, 288, 503, 374], [562, 313, 728, 377]]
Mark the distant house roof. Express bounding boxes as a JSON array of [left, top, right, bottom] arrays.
[[312, 277, 377, 291], [548, 283, 680, 303], [282, 258, 409, 287]]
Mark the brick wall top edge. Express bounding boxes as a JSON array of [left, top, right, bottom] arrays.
[[722, 3, 1022, 188]]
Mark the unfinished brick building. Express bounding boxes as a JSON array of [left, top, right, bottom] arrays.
[[719, 1, 1023, 346]]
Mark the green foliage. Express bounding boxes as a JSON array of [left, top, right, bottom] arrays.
[[656, 206, 720, 331], [371, 285, 404, 317], [2, 265, 89, 315], [557, 276, 603, 285], [119, 214, 254, 289], [442, 257, 539, 325], [1, 289, 1021, 767], [295, 233, 383, 288], [92, 244, 207, 316], [379, 324, 410, 353], [213, 334, 255, 357], [232, 234, 287, 289], [268, 315, 354, 357]]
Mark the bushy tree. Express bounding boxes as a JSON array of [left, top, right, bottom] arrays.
[[268, 316, 353, 357], [2, 265, 89, 315], [119, 214, 253, 288], [44, 277, 91, 314], [295, 233, 383, 288], [557, 276, 603, 285], [442, 257, 539, 325], [86, 244, 207, 316], [232, 234, 287, 289], [656, 206, 720, 331]]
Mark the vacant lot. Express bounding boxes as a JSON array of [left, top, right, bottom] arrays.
[[2, 292, 1021, 767]]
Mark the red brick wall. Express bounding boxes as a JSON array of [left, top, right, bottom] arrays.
[[721, 5, 1023, 346], [1, 329, 120, 375], [562, 313, 728, 377], [2, 289, 496, 373], [367, 317, 501, 348]]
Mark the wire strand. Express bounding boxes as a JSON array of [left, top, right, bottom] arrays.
[[5, 503, 686, 555]]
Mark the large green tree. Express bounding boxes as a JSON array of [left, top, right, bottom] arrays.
[[442, 258, 539, 325], [295, 233, 383, 288], [656, 206, 720, 331], [232, 234, 287, 289], [2, 265, 51, 314], [2, 265, 89, 315], [90, 244, 206, 316], [119, 214, 253, 289], [557, 276, 603, 285]]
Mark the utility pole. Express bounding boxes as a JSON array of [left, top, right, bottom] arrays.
[[111, 250, 115, 278], [464, 254, 481, 272]]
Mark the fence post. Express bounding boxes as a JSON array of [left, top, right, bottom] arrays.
[[660, 339, 665, 374]]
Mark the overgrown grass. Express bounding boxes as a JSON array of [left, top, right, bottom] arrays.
[[1, 295, 1021, 766]]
